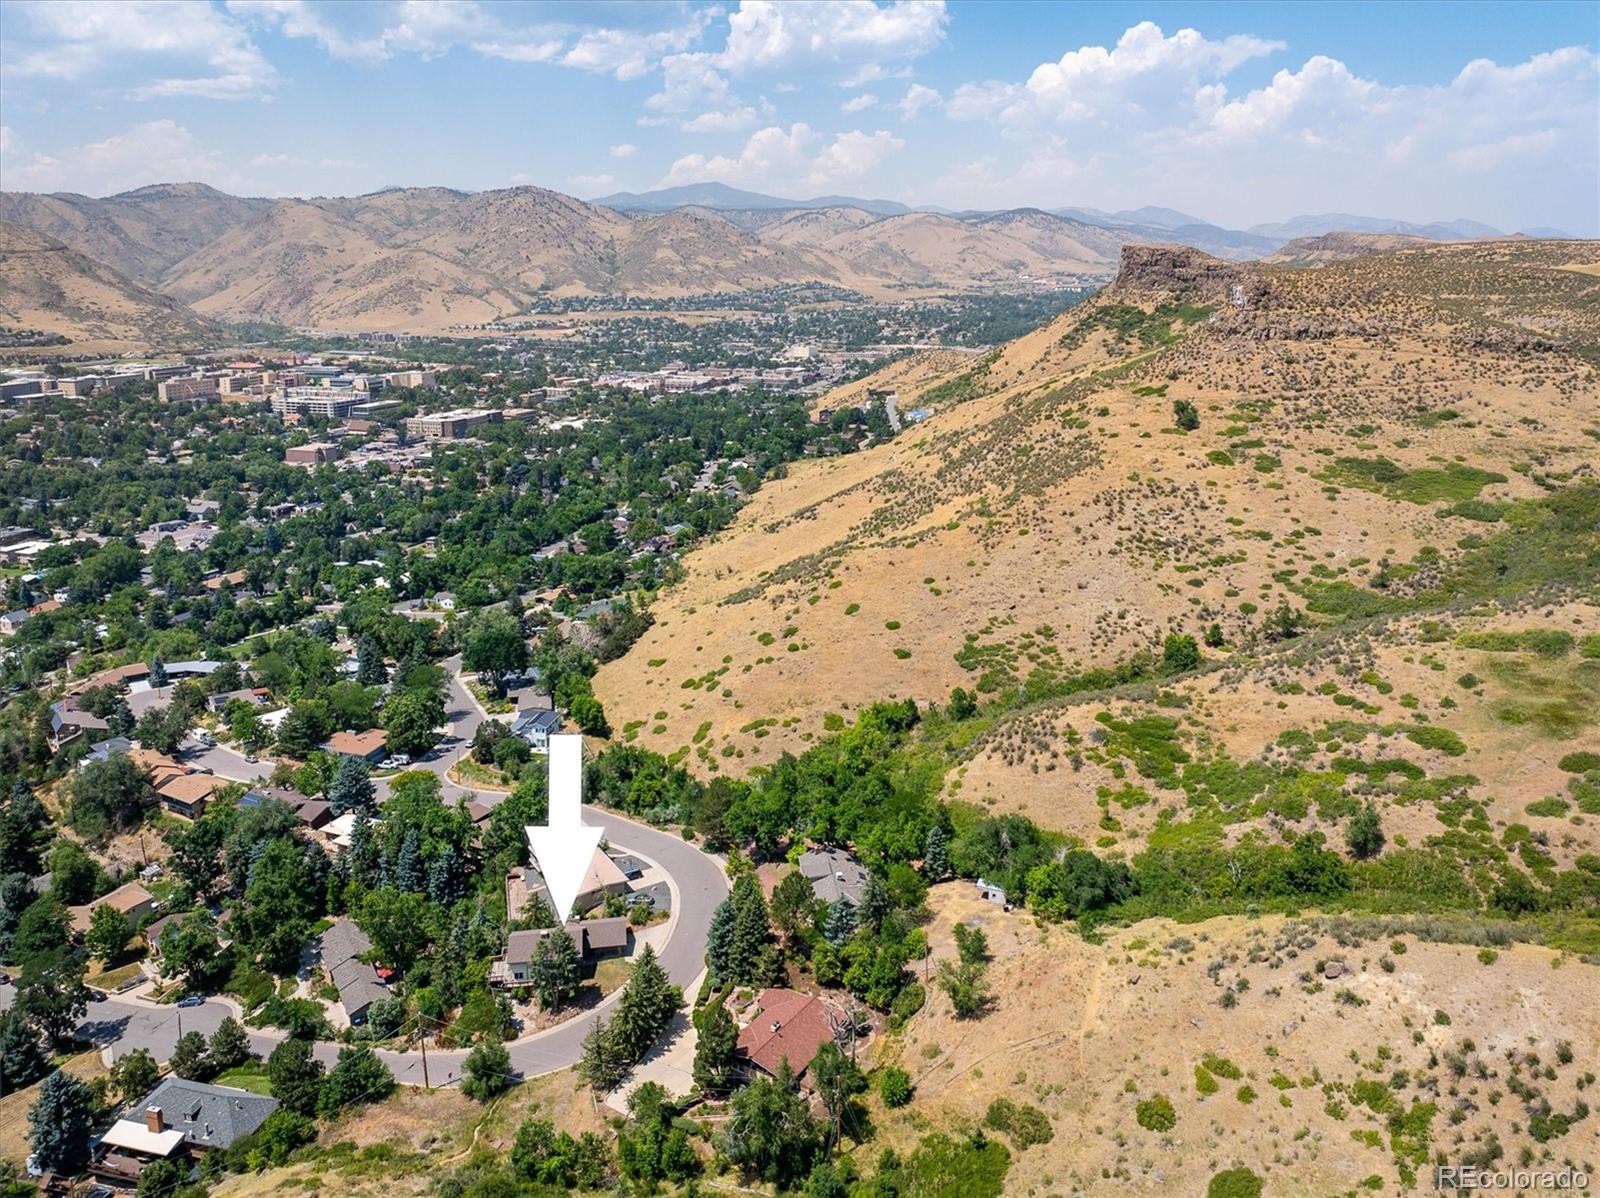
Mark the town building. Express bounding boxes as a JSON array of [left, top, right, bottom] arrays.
[[272, 389, 358, 420], [284, 442, 341, 466], [157, 375, 222, 403]]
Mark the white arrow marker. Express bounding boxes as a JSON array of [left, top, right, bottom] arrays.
[[526, 733, 604, 925]]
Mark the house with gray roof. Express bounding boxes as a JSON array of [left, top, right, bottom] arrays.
[[318, 919, 387, 1024], [798, 847, 870, 906], [93, 1077, 279, 1185]]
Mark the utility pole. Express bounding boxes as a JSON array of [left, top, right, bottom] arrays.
[[418, 1016, 430, 1089]]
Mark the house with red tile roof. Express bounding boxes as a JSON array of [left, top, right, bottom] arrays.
[[735, 988, 837, 1081]]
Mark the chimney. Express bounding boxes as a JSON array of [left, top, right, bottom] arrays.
[[145, 1107, 164, 1134]]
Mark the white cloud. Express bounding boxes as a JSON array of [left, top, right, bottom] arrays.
[[898, 82, 940, 118], [659, 122, 904, 193], [946, 21, 1282, 131], [807, 128, 904, 186], [570, 173, 617, 191], [0, 120, 235, 193], [9, 0, 278, 99], [683, 108, 760, 133], [716, 1, 948, 75], [609, 143, 638, 159], [842, 93, 879, 113], [938, 25, 1598, 232], [560, 16, 710, 80]]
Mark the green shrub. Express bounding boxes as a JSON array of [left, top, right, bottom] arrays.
[[1135, 1094, 1176, 1132], [1208, 1167, 1264, 1198], [879, 1067, 913, 1108]]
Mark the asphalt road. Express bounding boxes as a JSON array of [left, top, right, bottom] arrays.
[[16, 657, 726, 1086]]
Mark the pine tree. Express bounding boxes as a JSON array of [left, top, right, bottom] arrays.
[[531, 929, 582, 1011], [170, 1030, 212, 1081], [394, 827, 423, 893], [427, 844, 461, 905], [579, 1017, 625, 1093], [859, 874, 893, 932], [355, 634, 388, 686], [692, 999, 739, 1094], [328, 755, 375, 817], [611, 944, 681, 1064], [28, 1068, 95, 1174], [0, 1011, 47, 1096], [922, 825, 951, 882], [705, 895, 736, 981], [770, 869, 818, 947], [728, 875, 770, 982], [1346, 801, 1386, 860], [148, 655, 168, 688], [823, 898, 857, 947]]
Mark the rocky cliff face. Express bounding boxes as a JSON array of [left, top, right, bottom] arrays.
[[1113, 244, 1247, 295]]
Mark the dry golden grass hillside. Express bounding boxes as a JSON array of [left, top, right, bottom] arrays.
[[0, 220, 219, 353], [595, 240, 1600, 849], [863, 887, 1599, 1196]]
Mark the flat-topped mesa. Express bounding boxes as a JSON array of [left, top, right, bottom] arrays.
[[1112, 243, 1247, 295]]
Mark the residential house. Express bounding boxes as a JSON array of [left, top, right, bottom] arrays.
[[207, 687, 270, 713], [510, 848, 627, 921], [68, 880, 157, 936], [798, 847, 870, 906], [0, 609, 31, 637], [78, 736, 133, 768], [47, 696, 108, 751], [318, 919, 387, 1025], [511, 707, 561, 752], [495, 916, 630, 986], [735, 988, 837, 1081], [92, 1079, 278, 1186], [158, 772, 223, 820], [321, 729, 388, 764]]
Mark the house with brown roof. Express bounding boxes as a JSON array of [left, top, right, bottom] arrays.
[[321, 729, 387, 763], [69, 880, 157, 935], [735, 988, 837, 1081], [158, 772, 223, 820]]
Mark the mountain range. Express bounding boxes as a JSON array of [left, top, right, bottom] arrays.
[[0, 179, 1572, 348]]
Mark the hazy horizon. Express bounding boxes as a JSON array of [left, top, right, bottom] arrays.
[[1, 1, 1595, 235]]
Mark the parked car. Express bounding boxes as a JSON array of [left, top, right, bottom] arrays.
[[177, 995, 206, 1008], [380, 754, 412, 769]]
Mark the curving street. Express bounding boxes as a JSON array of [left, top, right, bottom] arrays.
[[7, 660, 726, 1087]]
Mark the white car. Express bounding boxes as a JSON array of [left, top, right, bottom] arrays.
[[380, 754, 412, 769]]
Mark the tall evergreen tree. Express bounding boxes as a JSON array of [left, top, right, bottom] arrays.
[[728, 874, 770, 982], [859, 874, 893, 933], [355, 634, 389, 686], [705, 894, 736, 981], [610, 944, 681, 1064], [692, 998, 739, 1095], [531, 929, 582, 1011], [579, 1016, 625, 1094], [0, 1011, 48, 1096], [922, 825, 951, 882], [148, 655, 168, 688], [328, 755, 375, 817], [823, 898, 857, 947], [28, 1068, 95, 1174], [770, 869, 818, 948]]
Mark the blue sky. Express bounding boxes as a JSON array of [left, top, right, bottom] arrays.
[[1, 1, 1595, 233]]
